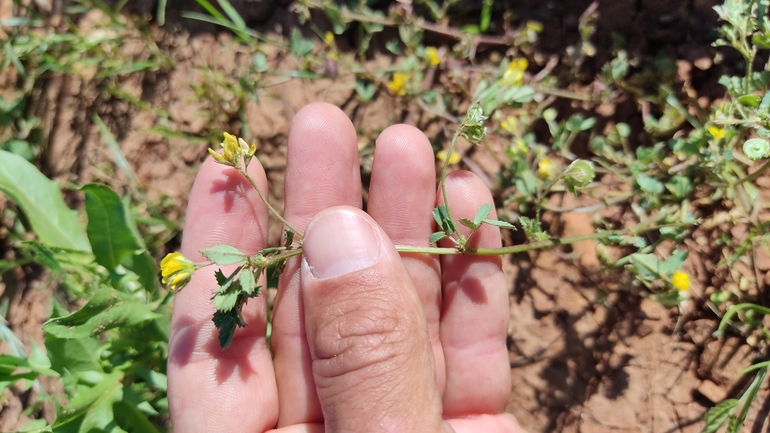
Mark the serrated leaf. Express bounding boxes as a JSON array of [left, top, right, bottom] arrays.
[[200, 244, 248, 265], [482, 219, 516, 229], [82, 184, 143, 271], [213, 306, 246, 349], [213, 266, 242, 294], [43, 288, 160, 339], [429, 232, 448, 244], [459, 218, 479, 230], [239, 270, 257, 296], [702, 399, 739, 433], [0, 150, 90, 252], [213, 290, 240, 312], [473, 204, 492, 226]]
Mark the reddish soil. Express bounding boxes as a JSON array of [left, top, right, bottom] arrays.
[[1, 1, 769, 432]]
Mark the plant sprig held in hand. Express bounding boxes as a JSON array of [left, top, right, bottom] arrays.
[[160, 105, 600, 348]]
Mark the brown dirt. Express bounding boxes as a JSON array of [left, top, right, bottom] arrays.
[[2, 1, 770, 432]]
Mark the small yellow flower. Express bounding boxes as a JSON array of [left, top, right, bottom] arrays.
[[425, 46, 440, 66], [387, 72, 408, 96], [501, 116, 518, 134], [507, 138, 528, 159], [537, 157, 554, 178], [525, 21, 544, 33], [324, 31, 335, 46], [437, 150, 462, 165], [672, 270, 691, 292], [209, 133, 258, 166], [708, 126, 725, 139], [160, 252, 195, 293], [500, 58, 528, 87]]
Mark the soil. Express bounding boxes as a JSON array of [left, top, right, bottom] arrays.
[[1, 1, 769, 432]]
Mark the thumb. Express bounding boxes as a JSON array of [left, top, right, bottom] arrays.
[[300, 206, 451, 433]]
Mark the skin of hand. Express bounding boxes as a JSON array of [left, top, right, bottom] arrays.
[[167, 102, 522, 433]]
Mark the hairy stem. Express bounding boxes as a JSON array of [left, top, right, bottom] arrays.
[[238, 167, 304, 239]]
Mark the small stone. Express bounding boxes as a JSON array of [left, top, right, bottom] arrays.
[[698, 380, 728, 404]]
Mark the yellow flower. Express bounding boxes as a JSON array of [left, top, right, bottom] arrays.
[[387, 72, 408, 96], [672, 270, 691, 292], [500, 58, 528, 87], [209, 132, 257, 166], [507, 138, 528, 159], [538, 157, 554, 178], [160, 252, 195, 293], [708, 126, 725, 139], [437, 149, 462, 165], [501, 116, 517, 134], [525, 21, 543, 33], [425, 46, 440, 66], [324, 31, 335, 46]]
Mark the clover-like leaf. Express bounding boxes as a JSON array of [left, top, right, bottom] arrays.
[[201, 244, 248, 265]]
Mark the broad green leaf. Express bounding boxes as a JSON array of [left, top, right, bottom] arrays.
[[636, 175, 664, 195], [120, 251, 159, 295], [665, 175, 694, 198], [45, 336, 102, 375], [0, 150, 90, 252], [113, 400, 162, 433], [53, 371, 123, 432], [82, 184, 143, 271], [201, 244, 248, 265], [44, 288, 160, 339]]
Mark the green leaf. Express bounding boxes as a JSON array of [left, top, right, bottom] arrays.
[[459, 218, 479, 231], [0, 150, 90, 252], [113, 400, 162, 433], [213, 305, 246, 349], [473, 204, 493, 226], [43, 288, 160, 339], [239, 270, 257, 296], [636, 175, 665, 195], [120, 251, 159, 295], [53, 371, 123, 431], [429, 232, 447, 244], [482, 219, 516, 229], [702, 399, 739, 433], [200, 244, 248, 265], [45, 335, 103, 375], [628, 253, 663, 280], [738, 94, 761, 107], [661, 250, 688, 275], [82, 184, 143, 271], [665, 175, 694, 198]]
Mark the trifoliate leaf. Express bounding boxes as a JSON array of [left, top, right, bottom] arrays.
[[200, 244, 248, 265]]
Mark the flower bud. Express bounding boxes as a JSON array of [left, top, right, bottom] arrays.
[[160, 252, 195, 293], [744, 138, 770, 160], [461, 104, 488, 145], [564, 159, 595, 193]]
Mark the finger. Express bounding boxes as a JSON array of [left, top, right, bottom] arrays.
[[366, 124, 445, 393], [168, 157, 277, 432], [438, 171, 511, 417], [301, 207, 451, 433], [448, 414, 523, 433], [271, 103, 362, 426]]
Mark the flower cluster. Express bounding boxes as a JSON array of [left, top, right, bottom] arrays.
[[500, 58, 528, 87], [387, 72, 409, 96], [208, 132, 257, 167], [160, 252, 196, 293]]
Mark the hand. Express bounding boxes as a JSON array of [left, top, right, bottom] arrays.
[[167, 102, 521, 433]]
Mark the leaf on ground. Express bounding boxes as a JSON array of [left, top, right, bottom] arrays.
[[43, 288, 160, 339], [83, 184, 143, 271], [0, 150, 90, 252]]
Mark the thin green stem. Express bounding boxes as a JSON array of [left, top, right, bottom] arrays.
[[440, 128, 463, 239], [731, 158, 770, 188], [238, 166, 304, 239]]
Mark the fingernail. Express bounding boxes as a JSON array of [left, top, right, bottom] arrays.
[[303, 209, 380, 279]]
